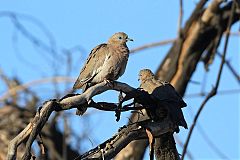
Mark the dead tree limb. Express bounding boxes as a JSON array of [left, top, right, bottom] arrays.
[[116, 0, 240, 159], [0, 76, 75, 102], [181, 0, 236, 159], [78, 119, 176, 160], [157, 0, 239, 94], [216, 52, 240, 84], [7, 81, 182, 160], [130, 39, 175, 54]]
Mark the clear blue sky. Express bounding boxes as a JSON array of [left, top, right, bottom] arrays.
[[0, 1, 239, 159]]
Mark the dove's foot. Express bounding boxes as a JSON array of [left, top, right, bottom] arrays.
[[118, 91, 124, 102], [104, 79, 114, 88]]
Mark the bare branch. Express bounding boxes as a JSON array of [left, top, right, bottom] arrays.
[[0, 76, 75, 102], [217, 52, 240, 84], [196, 123, 229, 159], [78, 119, 175, 160], [185, 88, 240, 98], [130, 39, 175, 54], [174, 136, 193, 160], [7, 81, 171, 159], [181, 0, 236, 159], [119, 1, 239, 159], [178, 0, 183, 37], [0, 11, 58, 63]]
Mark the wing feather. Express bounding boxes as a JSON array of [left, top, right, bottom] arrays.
[[73, 44, 108, 89]]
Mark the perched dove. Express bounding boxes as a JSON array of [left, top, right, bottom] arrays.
[[139, 69, 188, 130], [73, 32, 133, 91]]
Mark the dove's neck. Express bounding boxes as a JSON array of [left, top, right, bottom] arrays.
[[108, 43, 127, 47]]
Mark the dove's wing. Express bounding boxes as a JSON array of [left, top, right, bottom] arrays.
[[152, 79, 186, 107], [73, 44, 108, 89], [151, 78, 188, 129]]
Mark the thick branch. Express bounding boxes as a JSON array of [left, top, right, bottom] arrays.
[[156, 0, 240, 95], [118, 1, 240, 159], [7, 81, 162, 160], [181, 0, 236, 159], [78, 119, 176, 160]]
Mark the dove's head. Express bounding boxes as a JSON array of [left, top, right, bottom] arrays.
[[138, 69, 155, 82], [108, 32, 133, 45]]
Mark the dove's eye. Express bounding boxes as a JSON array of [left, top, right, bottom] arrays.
[[118, 37, 122, 40]]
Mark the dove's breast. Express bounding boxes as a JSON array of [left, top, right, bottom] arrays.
[[96, 45, 129, 82], [113, 46, 129, 78]]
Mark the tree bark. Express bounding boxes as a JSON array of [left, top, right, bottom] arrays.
[[116, 1, 240, 159]]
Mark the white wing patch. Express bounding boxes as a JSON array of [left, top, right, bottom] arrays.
[[96, 53, 111, 73], [104, 53, 111, 64]]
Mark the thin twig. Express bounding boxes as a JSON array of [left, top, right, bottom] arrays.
[[36, 135, 46, 157], [181, 1, 236, 159], [63, 115, 68, 160], [216, 52, 240, 84], [185, 88, 240, 98], [130, 39, 175, 54], [0, 11, 60, 68], [197, 123, 229, 159], [174, 136, 194, 160], [0, 76, 75, 102], [187, 107, 229, 159], [178, 0, 184, 37]]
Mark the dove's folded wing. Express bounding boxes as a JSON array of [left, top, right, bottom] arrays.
[[73, 44, 108, 89]]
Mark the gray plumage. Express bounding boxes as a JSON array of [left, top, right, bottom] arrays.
[[73, 32, 132, 92]]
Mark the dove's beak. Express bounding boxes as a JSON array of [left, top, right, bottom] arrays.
[[127, 38, 133, 42]]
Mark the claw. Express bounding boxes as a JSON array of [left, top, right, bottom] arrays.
[[118, 91, 124, 102], [104, 79, 114, 88]]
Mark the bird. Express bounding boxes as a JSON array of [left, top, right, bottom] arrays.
[[73, 32, 133, 92], [73, 32, 132, 115], [138, 69, 188, 131]]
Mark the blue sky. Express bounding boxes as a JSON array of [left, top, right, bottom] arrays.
[[0, 0, 239, 159]]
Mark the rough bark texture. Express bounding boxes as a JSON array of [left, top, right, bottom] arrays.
[[6, 81, 182, 160], [0, 105, 79, 160], [154, 133, 179, 160], [115, 110, 149, 160], [79, 119, 176, 160], [116, 1, 240, 159]]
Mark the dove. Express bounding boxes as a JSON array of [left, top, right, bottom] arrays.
[[73, 32, 133, 91], [73, 32, 132, 115], [138, 69, 187, 130]]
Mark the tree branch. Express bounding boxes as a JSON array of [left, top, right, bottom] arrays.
[[181, 0, 236, 159], [216, 52, 240, 84], [0, 76, 75, 102], [78, 119, 176, 160], [7, 81, 177, 160], [130, 39, 175, 54], [177, 0, 183, 37]]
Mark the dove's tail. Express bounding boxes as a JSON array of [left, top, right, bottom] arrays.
[[73, 80, 90, 94], [73, 75, 92, 90], [168, 103, 188, 129], [73, 80, 84, 90]]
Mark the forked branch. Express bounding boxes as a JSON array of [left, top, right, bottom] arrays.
[[7, 81, 179, 160]]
